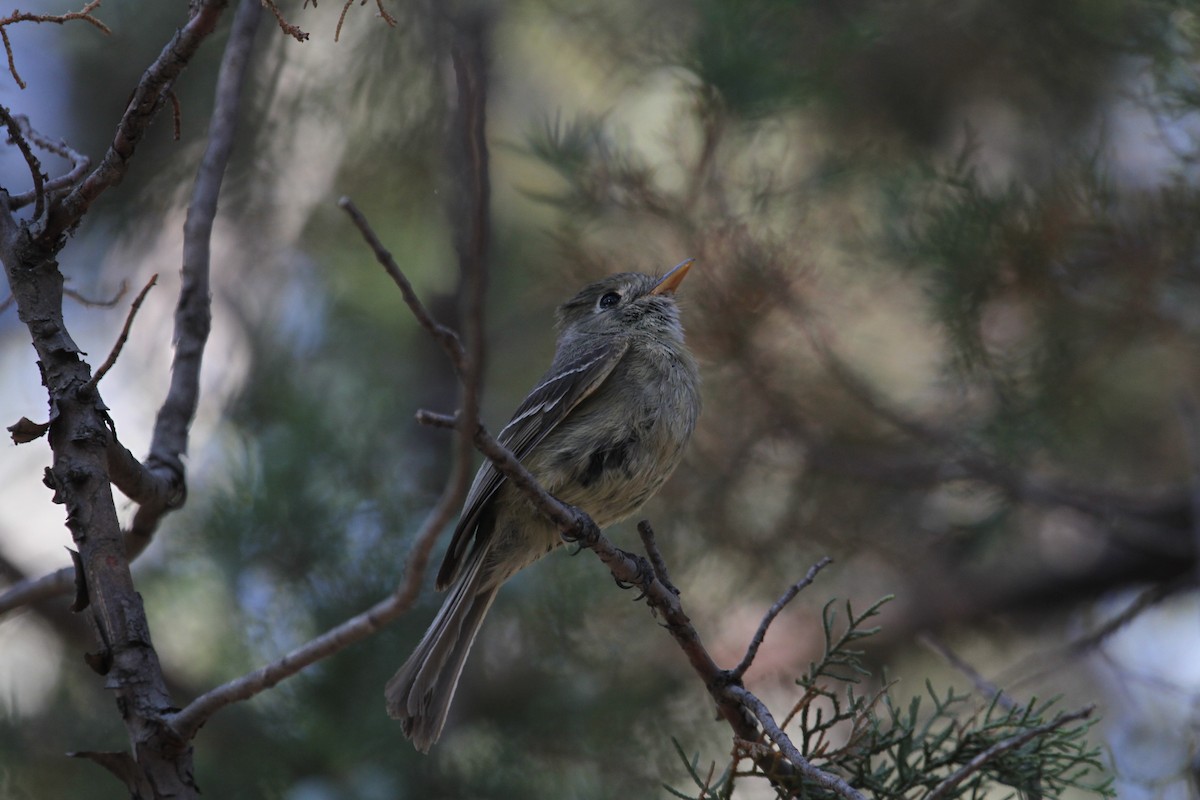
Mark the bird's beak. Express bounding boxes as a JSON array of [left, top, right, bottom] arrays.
[[650, 258, 695, 296]]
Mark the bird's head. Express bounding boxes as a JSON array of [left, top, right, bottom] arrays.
[[555, 258, 694, 343]]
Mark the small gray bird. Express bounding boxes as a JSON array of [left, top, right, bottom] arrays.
[[386, 259, 701, 752]]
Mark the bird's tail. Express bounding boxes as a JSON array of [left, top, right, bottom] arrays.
[[385, 551, 498, 752]]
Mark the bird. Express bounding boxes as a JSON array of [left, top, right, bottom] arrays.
[[386, 258, 701, 752]]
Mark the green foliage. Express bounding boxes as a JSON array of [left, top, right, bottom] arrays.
[[667, 598, 1113, 800]]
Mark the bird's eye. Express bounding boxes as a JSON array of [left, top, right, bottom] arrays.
[[598, 291, 621, 310]]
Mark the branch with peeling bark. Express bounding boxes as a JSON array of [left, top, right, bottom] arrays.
[[0, 0, 261, 620], [0, 1, 257, 794]]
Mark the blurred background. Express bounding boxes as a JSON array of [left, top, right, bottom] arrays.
[[2, 0, 1199, 797]]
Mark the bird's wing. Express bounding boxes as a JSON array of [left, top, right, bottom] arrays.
[[435, 336, 631, 589]]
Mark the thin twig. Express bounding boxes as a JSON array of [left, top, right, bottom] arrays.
[[0, 28, 18, 89], [375, 0, 397, 27], [998, 579, 1186, 693], [0, 1, 110, 89], [170, 435, 473, 741], [0, 104, 45, 219], [261, 0, 309, 42], [64, 280, 127, 308], [416, 409, 458, 428], [919, 633, 1046, 800], [922, 706, 1095, 800], [82, 274, 157, 393], [5, 114, 91, 210], [167, 89, 182, 141], [44, 0, 226, 241], [334, 0, 354, 42], [731, 557, 833, 680], [919, 633, 1017, 710], [637, 520, 678, 595], [339, 197, 468, 374]]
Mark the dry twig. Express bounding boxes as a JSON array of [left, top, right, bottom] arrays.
[[731, 557, 833, 680], [3, 113, 91, 211], [0, 1, 110, 89], [0, 105, 44, 219], [262, 0, 310, 42], [82, 274, 158, 394]]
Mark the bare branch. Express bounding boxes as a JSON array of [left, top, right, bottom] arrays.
[[63, 279, 126, 308], [919, 633, 1018, 710], [416, 408, 458, 428], [0, 564, 73, 616], [81, 273, 157, 394], [43, 0, 226, 241], [261, 0, 310, 42], [141, 0, 260, 536], [339, 198, 468, 374], [731, 557, 833, 680], [0, 28, 18, 90], [998, 579, 1187, 693], [0, 1, 110, 89], [922, 706, 1096, 800], [637, 520, 679, 595], [728, 684, 869, 800], [375, 0, 397, 28], [334, 0, 355, 42], [169, 442, 473, 741], [3, 113, 92, 212], [0, 104, 44, 219], [0, 0, 253, 619]]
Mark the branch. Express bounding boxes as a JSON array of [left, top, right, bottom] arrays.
[[0, 564, 74, 615], [0, 166, 192, 798], [731, 557, 833, 680], [0, 1, 110, 90], [4, 113, 91, 211], [919, 633, 1017, 710], [922, 706, 1096, 800], [338, 198, 467, 373], [261, 0, 309, 42], [0, 0, 255, 620], [81, 273, 157, 393], [169, 439, 473, 741], [728, 684, 869, 800], [334, 0, 396, 42], [137, 0, 260, 546], [42, 0, 227, 241], [170, 8, 492, 739], [0, 104, 44, 219], [637, 520, 679, 595]]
